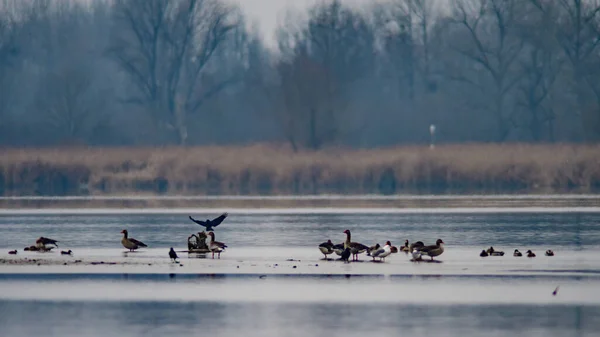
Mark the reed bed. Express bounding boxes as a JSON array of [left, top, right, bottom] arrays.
[[0, 143, 599, 196]]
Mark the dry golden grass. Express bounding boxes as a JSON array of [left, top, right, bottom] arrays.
[[0, 143, 599, 195]]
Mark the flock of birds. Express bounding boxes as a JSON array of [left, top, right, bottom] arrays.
[[6, 213, 556, 266], [318, 229, 445, 263], [479, 246, 555, 258]]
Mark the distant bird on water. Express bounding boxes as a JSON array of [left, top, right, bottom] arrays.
[[8, 250, 17, 255], [553, 286, 559, 296], [169, 247, 179, 263], [189, 213, 228, 231], [60, 250, 73, 255]]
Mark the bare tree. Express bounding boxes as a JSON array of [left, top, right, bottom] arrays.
[[449, 0, 526, 140], [110, 0, 241, 145]]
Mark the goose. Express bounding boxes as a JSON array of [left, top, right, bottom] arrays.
[[36, 237, 59, 249], [480, 250, 488, 257], [318, 240, 335, 259], [367, 243, 380, 256], [486, 246, 505, 256], [8, 250, 17, 255], [513, 249, 523, 257], [342, 230, 369, 261], [371, 241, 393, 262], [189, 213, 228, 231], [169, 247, 179, 263], [207, 232, 227, 259], [400, 240, 410, 253], [120, 230, 148, 252], [526, 250, 536, 258], [60, 250, 73, 255], [415, 239, 445, 261], [545, 250, 555, 256]]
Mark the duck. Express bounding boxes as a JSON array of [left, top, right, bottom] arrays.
[[415, 239, 445, 261], [188, 212, 228, 231], [400, 240, 410, 253], [526, 250, 536, 258], [318, 240, 335, 259], [8, 250, 17, 255], [36, 237, 59, 249], [342, 229, 369, 261], [120, 229, 148, 252], [486, 246, 505, 256], [545, 250, 554, 256], [513, 249, 523, 257], [340, 247, 351, 263], [169, 247, 179, 263], [480, 250, 488, 257], [409, 241, 425, 251], [60, 250, 73, 255], [332, 243, 345, 256], [390, 246, 399, 253], [367, 243, 380, 256], [371, 241, 393, 262], [207, 232, 227, 259]]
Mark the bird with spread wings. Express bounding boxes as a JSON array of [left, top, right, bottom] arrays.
[[188, 212, 228, 231]]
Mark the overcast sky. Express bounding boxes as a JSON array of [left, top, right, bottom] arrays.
[[228, 0, 377, 48]]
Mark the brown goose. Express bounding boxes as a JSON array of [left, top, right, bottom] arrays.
[[342, 230, 369, 261], [120, 230, 148, 252], [207, 232, 227, 259], [400, 240, 410, 253], [415, 239, 445, 261]]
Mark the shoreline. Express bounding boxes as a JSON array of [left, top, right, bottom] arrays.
[[0, 194, 599, 209]]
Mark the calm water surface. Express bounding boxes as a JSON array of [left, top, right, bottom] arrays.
[[1, 209, 600, 337]]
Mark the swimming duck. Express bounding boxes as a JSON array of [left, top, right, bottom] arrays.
[[545, 250, 554, 256], [371, 241, 393, 262], [342, 230, 369, 261], [207, 232, 227, 259], [60, 250, 73, 255], [526, 250, 536, 258], [120, 229, 148, 252], [169, 247, 179, 262], [414, 239, 445, 261], [318, 240, 335, 259], [8, 250, 17, 255], [367, 243, 380, 256], [513, 249, 523, 257], [188, 212, 228, 231], [486, 246, 505, 256], [480, 250, 488, 257]]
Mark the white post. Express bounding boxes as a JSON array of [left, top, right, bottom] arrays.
[[429, 124, 436, 149]]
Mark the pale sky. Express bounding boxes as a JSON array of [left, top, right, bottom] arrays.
[[229, 0, 381, 48]]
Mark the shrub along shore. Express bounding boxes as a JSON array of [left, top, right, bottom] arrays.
[[0, 143, 599, 198]]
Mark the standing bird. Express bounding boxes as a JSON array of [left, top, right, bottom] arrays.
[[400, 240, 410, 253], [318, 240, 335, 259], [188, 213, 228, 231], [169, 247, 179, 263], [414, 239, 445, 261], [120, 230, 148, 252], [340, 247, 351, 263], [371, 241, 393, 262], [342, 229, 369, 261], [207, 232, 227, 259]]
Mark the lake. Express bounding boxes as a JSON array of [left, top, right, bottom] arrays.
[[1, 207, 600, 337]]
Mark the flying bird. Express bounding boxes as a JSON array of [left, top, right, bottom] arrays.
[[188, 212, 228, 231], [169, 247, 179, 263]]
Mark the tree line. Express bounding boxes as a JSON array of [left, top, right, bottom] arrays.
[[0, 0, 599, 149]]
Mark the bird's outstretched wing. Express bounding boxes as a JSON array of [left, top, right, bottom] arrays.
[[189, 216, 208, 228], [210, 213, 228, 228]]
